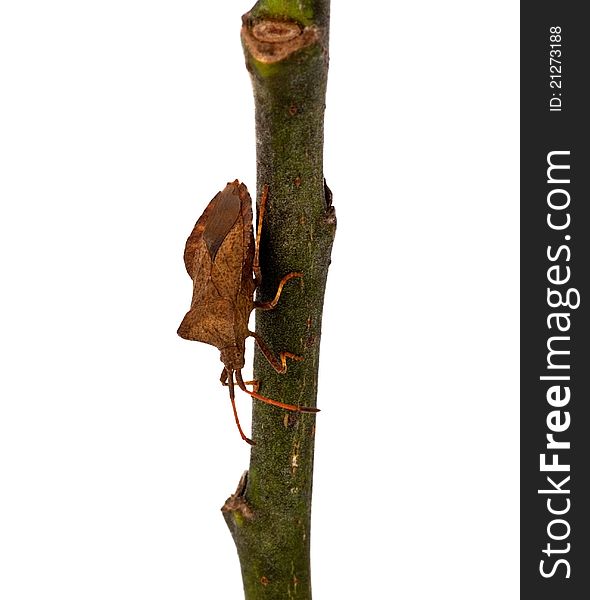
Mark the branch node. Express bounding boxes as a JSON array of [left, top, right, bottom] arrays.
[[222, 471, 254, 521], [323, 180, 337, 228]]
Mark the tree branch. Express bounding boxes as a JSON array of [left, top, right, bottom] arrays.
[[222, 1, 333, 599]]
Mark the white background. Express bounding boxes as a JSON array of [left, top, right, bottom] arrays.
[[0, 1, 519, 598]]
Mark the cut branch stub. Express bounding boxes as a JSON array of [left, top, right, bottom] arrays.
[[242, 15, 319, 64]]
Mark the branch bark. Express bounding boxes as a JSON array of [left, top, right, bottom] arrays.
[[222, 2, 333, 599]]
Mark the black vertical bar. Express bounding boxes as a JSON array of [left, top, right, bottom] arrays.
[[521, 3, 589, 598]]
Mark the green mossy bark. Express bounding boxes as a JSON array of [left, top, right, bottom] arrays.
[[248, 0, 329, 26], [222, 2, 333, 599]]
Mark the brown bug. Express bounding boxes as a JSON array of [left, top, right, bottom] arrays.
[[178, 180, 318, 444]]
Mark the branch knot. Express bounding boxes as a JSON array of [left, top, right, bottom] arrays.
[[221, 471, 254, 521]]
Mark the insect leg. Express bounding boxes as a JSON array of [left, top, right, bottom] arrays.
[[235, 371, 260, 394], [240, 379, 260, 393], [249, 331, 303, 374], [222, 370, 259, 391], [254, 272, 303, 310], [236, 370, 319, 414], [226, 369, 254, 445], [253, 184, 269, 286]]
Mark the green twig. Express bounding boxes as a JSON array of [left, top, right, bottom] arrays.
[[222, 1, 333, 598]]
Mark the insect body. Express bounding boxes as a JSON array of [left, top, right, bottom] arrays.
[[178, 180, 318, 444]]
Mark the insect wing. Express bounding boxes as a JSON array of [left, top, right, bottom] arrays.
[[178, 180, 255, 345], [202, 188, 242, 261], [183, 181, 240, 278], [204, 182, 254, 300]]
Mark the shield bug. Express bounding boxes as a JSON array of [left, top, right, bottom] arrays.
[[178, 180, 318, 444]]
